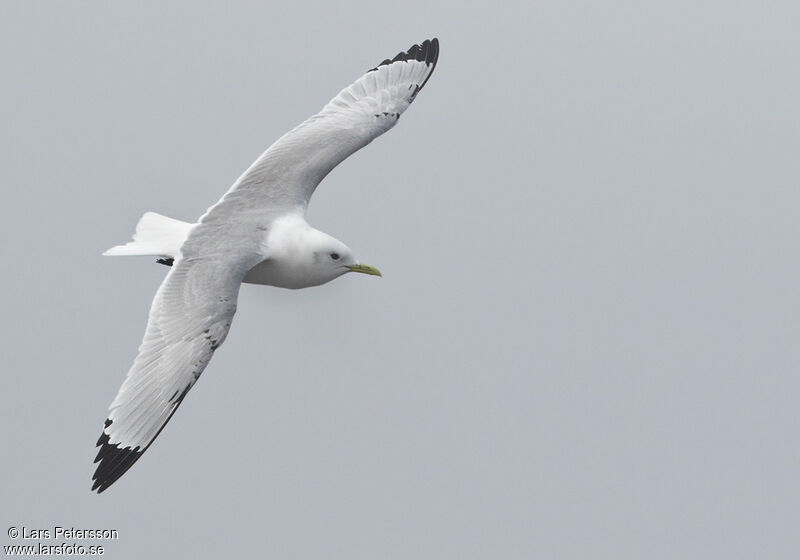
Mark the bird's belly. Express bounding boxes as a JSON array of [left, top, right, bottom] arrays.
[[242, 259, 327, 289]]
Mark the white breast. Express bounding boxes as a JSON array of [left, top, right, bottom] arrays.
[[243, 258, 332, 288]]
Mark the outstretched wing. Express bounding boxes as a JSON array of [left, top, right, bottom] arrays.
[[199, 38, 439, 227], [92, 244, 260, 493]]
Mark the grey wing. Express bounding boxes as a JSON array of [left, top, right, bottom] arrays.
[[92, 241, 261, 493], [198, 38, 439, 227]]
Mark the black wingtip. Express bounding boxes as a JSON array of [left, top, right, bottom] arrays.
[[91, 420, 144, 494], [91, 392, 190, 493], [368, 38, 440, 91]]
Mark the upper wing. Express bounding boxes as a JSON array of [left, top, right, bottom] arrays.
[[92, 242, 261, 493], [198, 38, 439, 227]]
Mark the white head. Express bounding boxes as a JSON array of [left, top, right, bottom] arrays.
[[307, 230, 370, 283], [258, 216, 381, 289]]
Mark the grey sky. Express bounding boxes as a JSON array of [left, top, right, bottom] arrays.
[[2, 1, 799, 558]]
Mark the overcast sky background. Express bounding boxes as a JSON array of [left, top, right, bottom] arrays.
[[2, 1, 799, 558]]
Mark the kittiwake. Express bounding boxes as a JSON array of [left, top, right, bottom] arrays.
[[92, 38, 439, 493]]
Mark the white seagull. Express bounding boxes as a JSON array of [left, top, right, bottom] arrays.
[[92, 38, 439, 493]]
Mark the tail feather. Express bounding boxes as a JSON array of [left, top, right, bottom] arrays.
[[104, 212, 193, 258]]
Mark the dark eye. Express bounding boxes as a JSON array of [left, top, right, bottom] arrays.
[[330, 253, 340, 260]]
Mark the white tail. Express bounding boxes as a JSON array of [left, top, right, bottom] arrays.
[[104, 212, 194, 258]]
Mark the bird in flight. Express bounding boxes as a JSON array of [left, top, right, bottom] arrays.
[[92, 38, 439, 493]]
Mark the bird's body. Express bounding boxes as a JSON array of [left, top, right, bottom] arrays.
[[92, 38, 439, 493], [122, 212, 361, 288]]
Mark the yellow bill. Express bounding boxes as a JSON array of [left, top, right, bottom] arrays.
[[348, 263, 382, 277]]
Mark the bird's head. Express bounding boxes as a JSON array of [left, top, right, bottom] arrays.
[[260, 216, 381, 289], [310, 233, 382, 282]]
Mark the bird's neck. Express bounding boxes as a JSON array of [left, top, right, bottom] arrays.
[[265, 214, 317, 259]]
